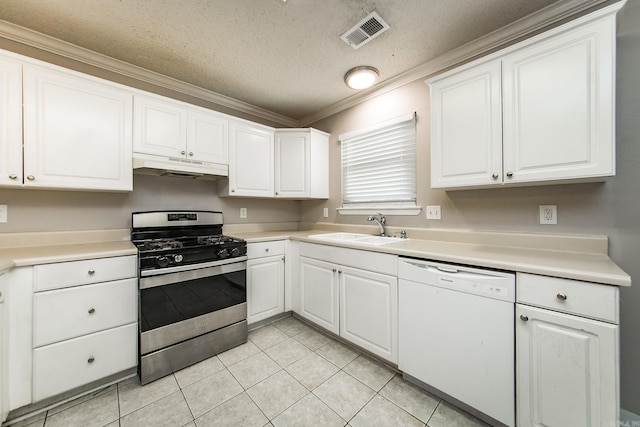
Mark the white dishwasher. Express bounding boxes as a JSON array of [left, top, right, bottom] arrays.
[[398, 258, 515, 427]]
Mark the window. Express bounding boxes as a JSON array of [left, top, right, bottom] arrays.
[[339, 113, 419, 215]]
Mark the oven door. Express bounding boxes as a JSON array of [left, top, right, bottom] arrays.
[[139, 259, 247, 355]]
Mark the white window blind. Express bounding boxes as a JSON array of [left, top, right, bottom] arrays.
[[340, 113, 416, 207]]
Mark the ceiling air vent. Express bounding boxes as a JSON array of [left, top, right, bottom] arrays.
[[340, 11, 390, 50]]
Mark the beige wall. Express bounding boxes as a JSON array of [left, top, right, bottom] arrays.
[[304, 0, 640, 414], [0, 175, 300, 232]]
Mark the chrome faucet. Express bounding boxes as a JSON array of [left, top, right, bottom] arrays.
[[367, 213, 387, 236]]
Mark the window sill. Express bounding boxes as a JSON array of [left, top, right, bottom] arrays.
[[337, 206, 422, 216]]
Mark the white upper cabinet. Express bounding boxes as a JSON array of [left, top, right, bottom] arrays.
[[502, 17, 615, 184], [224, 120, 275, 197], [428, 5, 620, 190], [134, 94, 186, 158], [133, 93, 229, 166], [0, 55, 22, 188], [429, 60, 503, 188], [22, 64, 133, 191], [275, 128, 329, 199]]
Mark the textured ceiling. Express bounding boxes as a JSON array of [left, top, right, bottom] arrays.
[[0, 0, 559, 121]]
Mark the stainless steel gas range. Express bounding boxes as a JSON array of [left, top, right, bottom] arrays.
[[131, 210, 248, 384]]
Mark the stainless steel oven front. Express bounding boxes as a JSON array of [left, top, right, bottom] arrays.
[[138, 257, 248, 384]]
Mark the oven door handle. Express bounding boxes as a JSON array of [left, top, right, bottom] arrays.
[[139, 258, 247, 290]]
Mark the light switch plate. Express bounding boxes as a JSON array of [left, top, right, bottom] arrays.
[[0, 204, 7, 223], [323, 207, 329, 218], [240, 207, 247, 219]]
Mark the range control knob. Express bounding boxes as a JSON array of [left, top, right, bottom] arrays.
[[217, 249, 229, 259], [156, 256, 170, 267], [173, 254, 184, 263], [229, 247, 240, 257]]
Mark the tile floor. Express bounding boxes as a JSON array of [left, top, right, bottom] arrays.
[[9, 316, 490, 427]]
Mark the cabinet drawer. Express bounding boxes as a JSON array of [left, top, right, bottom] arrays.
[[33, 278, 138, 347], [247, 240, 285, 259], [34, 255, 137, 291], [517, 273, 618, 323], [33, 323, 137, 401]]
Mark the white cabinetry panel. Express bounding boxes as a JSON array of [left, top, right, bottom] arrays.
[[0, 55, 22, 188], [247, 256, 285, 324], [33, 323, 137, 401], [23, 64, 133, 191], [299, 257, 339, 334], [516, 304, 618, 427], [502, 17, 615, 183], [340, 266, 397, 362], [133, 93, 186, 158], [429, 60, 502, 188], [33, 278, 137, 347], [226, 120, 275, 197], [33, 255, 137, 291], [275, 131, 309, 198]]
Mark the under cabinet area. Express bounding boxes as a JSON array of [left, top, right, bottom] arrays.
[[298, 243, 398, 363], [247, 241, 285, 324], [428, 5, 619, 190], [516, 273, 619, 427]]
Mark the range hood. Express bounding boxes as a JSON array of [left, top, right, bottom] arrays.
[[133, 153, 228, 180]]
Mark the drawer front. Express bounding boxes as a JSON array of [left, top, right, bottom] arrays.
[[33, 278, 138, 347], [247, 240, 285, 259], [33, 323, 137, 402], [300, 242, 397, 276], [34, 255, 137, 291], [517, 273, 619, 323]]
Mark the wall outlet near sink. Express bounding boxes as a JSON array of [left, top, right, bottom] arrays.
[[240, 207, 247, 219], [539, 205, 557, 225], [426, 205, 441, 220], [0, 204, 7, 223]]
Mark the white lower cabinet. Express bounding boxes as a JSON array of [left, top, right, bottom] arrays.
[[3, 255, 138, 409], [0, 273, 7, 423], [298, 243, 398, 363], [516, 273, 619, 427], [299, 257, 340, 334], [339, 266, 397, 363], [247, 241, 285, 325]]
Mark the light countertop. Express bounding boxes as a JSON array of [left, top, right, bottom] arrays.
[[230, 229, 631, 287], [0, 226, 631, 287]]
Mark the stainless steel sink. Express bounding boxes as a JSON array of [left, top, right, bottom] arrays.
[[307, 232, 407, 246]]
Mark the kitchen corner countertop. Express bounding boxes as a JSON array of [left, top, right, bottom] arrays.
[[232, 229, 631, 287], [0, 229, 137, 275]]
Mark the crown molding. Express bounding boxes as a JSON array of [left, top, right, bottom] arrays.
[[298, 0, 619, 126], [0, 19, 298, 127], [0, 0, 620, 128]]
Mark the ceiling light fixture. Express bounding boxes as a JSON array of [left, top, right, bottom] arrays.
[[344, 66, 379, 90]]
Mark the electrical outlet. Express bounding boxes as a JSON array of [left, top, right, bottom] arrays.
[[323, 207, 329, 218], [240, 207, 247, 219], [426, 205, 441, 220], [0, 204, 6, 223], [539, 205, 557, 225]]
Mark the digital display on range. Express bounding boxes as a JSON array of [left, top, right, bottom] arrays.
[[167, 213, 197, 221]]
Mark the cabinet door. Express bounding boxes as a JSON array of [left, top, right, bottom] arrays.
[[516, 304, 618, 427], [429, 60, 503, 188], [187, 107, 228, 164], [275, 131, 309, 198], [228, 121, 274, 197], [298, 257, 339, 334], [247, 256, 284, 324], [340, 266, 397, 363], [0, 56, 22, 188], [502, 18, 615, 183], [0, 273, 6, 423], [23, 65, 133, 191], [133, 94, 187, 158]]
